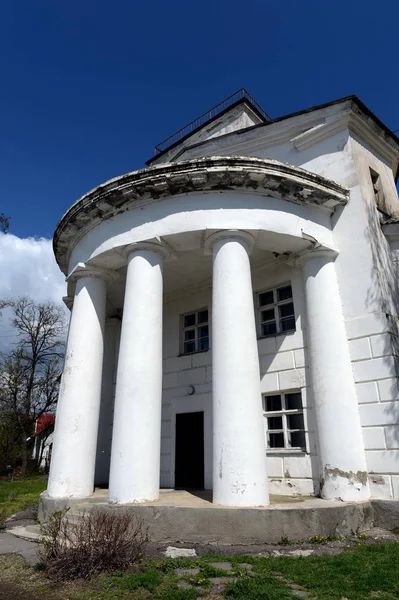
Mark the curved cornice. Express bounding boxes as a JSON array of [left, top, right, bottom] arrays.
[[53, 156, 349, 272]]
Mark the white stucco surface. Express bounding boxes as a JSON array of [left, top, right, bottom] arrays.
[[48, 95, 399, 504]]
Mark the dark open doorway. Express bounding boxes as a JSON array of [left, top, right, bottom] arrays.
[[175, 411, 204, 489]]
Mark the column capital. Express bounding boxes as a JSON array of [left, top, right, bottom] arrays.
[[62, 296, 74, 310], [121, 239, 171, 262], [67, 262, 119, 284], [204, 229, 256, 255], [290, 244, 339, 268]]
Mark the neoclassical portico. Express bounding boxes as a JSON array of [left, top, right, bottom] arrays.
[[48, 156, 370, 506]]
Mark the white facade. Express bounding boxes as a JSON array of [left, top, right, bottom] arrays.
[[48, 93, 399, 504]]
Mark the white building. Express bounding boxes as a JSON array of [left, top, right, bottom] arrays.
[[47, 90, 399, 507], [31, 414, 55, 472]]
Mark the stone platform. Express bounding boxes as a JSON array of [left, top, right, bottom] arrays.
[[39, 489, 374, 545]]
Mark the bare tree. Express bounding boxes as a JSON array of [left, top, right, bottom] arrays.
[[0, 298, 66, 474], [0, 214, 10, 233]]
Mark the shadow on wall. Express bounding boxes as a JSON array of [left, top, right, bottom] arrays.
[[365, 200, 399, 450]]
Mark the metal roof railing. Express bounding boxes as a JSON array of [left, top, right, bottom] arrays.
[[153, 88, 271, 156]]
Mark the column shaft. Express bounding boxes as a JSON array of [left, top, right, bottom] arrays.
[[48, 275, 107, 498], [303, 253, 369, 500], [109, 248, 164, 503], [212, 234, 269, 506]]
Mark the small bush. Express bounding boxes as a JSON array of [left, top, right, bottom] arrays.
[[39, 508, 148, 580]]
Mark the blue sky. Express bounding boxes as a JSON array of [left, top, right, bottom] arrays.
[[1, 0, 398, 239]]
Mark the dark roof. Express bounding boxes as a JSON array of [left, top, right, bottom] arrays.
[[146, 94, 399, 167], [33, 414, 55, 437]]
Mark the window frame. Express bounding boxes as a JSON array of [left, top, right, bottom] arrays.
[[256, 283, 296, 338], [263, 391, 307, 452], [369, 167, 386, 211], [180, 307, 210, 355]]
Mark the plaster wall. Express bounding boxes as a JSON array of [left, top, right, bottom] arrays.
[[67, 191, 334, 273], [158, 262, 317, 496], [89, 106, 399, 499], [210, 125, 399, 499], [93, 260, 317, 496], [242, 130, 399, 499]]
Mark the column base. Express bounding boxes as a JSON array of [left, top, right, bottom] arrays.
[[321, 469, 370, 502]]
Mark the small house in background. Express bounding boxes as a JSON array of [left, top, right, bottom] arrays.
[[32, 414, 55, 472]]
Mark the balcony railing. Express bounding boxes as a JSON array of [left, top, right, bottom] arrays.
[[153, 88, 271, 156]]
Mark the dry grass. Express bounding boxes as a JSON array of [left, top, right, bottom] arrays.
[[39, 508, 148, 580]]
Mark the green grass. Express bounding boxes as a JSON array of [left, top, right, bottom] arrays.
[[267, 542, 399, 600], [0, 476, 47, 526], [96, 543, 399, 599], [0, 539, 398, 599]]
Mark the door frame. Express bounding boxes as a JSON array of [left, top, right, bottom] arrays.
[[175, 411, 205, 489], [170, 396, 212, 490]]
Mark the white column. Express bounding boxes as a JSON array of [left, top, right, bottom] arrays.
[[210, 231, 269, 506], [302, 250, 370, 501], [109, 243, 165, 503], [48, 265, 111, 498]]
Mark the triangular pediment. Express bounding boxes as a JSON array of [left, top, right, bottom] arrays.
[[147, 89, 270, 166]]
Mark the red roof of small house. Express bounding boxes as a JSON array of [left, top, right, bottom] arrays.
[[33, 414, 55, 437]]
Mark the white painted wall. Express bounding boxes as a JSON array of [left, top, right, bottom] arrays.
[[33, 430, 54, 472], [94, 261, 318, 496], [91, 100, 399, 499]]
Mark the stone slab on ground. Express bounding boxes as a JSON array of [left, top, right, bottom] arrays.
[[177, 581, 193, 590], [174, 568, 199, 576], [0, 533, 39, 566], [209, 576, 238, 584], [164, 546, 197, 558], [238, 562, 253, 570], [6, 525, 41, 542], [210, 561, 233, 571]]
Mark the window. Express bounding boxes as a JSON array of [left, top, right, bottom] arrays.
[[263, 391, 306, 451], [370, 168, 386, 211], [182, 308, 209, 354], [257, 284, 295, 337]]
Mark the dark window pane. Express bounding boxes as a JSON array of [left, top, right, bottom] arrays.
[[198, 325, 209, 339], [269, 432, 285, 448], [261, 309, 275, 322], [184, 313, 196, 327], [198, 309, 208, 324], [290, 430, 306, 449], [287, 413, 305, 430], [198, 336, 209, 352], [280, 316, 296, 332], [286, 392, 302, 410], [184, 329, 195, 341], [266, 395, 282, 412], [262, 321, 277, 336], [259, 291, 274, 306], [268, 416, 283, 430], [184, 341, 196, 354], [277, 285, 293, 302], [279, 302, 295, 318]]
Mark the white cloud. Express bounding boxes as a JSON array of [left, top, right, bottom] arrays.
[[0, 232, 66, 302], [0, 232, 67, 350]]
